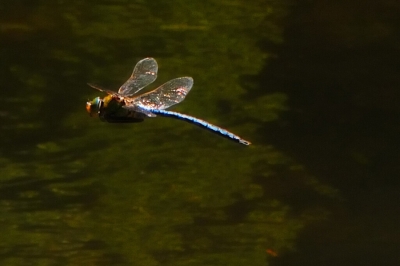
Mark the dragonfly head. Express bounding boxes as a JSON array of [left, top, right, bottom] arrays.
[[86, 97, 103, 117]]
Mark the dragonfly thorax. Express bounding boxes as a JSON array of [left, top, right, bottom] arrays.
[[86, 97, 103, 117]]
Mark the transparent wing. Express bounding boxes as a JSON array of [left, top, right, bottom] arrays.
[[127, 77, 193, 110], [87, 83, 118, 95], [118, 58, 158, 96]]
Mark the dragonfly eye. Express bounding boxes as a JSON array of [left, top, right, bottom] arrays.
[[86, 97, 102, 117]]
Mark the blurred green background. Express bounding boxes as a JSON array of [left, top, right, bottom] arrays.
[[0, 0, 398, 265]]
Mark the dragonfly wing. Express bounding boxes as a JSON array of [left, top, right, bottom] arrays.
[[118, 58, 158, 96], [87, 83, 118, 95], [129, 77, 193, 110]]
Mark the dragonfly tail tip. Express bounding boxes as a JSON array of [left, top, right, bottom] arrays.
[[240, 139, 251, 145]]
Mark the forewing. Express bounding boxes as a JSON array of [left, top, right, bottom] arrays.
[[87, 83, 118, 95], [118, 58, 158, 96], [129, 77, 193, 110]]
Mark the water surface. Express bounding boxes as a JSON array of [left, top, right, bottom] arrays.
[[0, 0, 398, 265]]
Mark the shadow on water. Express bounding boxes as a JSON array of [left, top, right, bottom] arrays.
[[253, 0, 400, 265]]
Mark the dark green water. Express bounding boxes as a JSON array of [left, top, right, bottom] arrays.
[[0, 0, 398, 265]]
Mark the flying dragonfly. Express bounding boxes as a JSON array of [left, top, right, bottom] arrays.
[[86, 58, 251, 145]]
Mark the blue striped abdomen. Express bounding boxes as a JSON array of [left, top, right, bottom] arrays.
[[149, 109, 251, 145]]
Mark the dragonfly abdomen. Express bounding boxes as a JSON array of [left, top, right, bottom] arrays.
[[149, 109, 251, 145]]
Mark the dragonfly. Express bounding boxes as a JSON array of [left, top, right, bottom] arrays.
[[86, 58, 251, 145]]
